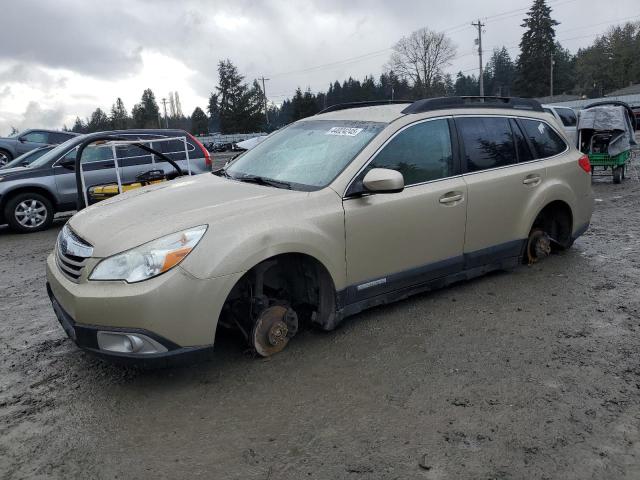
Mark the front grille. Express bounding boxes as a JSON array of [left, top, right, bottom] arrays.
[[55, 248, 88, 281], [56, 226, 93, 282]]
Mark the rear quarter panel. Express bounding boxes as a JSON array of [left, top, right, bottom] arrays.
[[536, 148, 593, 236]]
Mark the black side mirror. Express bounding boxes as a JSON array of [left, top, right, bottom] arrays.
[[58, 157, 75, 170], [18, 137, 26, 143]]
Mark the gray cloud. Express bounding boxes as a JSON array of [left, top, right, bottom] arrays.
[[0, 0, 638, 131], [0, 64, 67, 91], [0, 0, 145, 78], [0, 101, 66, 135]]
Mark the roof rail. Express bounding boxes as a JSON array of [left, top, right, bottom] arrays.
[[401, 96, 544, 114], [317, 100, 412, 115]]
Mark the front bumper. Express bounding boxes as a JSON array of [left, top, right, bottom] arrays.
[[47, 283, 212, 365], [46, 252, 244, 363]]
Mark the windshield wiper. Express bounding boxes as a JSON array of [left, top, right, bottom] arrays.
[[235, 174, 292, 190], [212, 168, 233, 179]]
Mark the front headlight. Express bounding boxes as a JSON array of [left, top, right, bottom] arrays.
[[89, 225, 207, 283]]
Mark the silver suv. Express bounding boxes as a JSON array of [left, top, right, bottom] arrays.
[[46, 97, 594, 363], [0, 129, 77, 166], [0, 129, 212, 232]]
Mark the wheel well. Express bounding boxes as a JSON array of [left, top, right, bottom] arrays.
[[221, 253, 338, 334], [531, 200, 573, 248], [1, 187, 58, 214]]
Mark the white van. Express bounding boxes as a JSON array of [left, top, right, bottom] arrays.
[[543, 105, 578, 146]]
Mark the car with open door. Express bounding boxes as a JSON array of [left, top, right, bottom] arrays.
[[45, 97, 593, 365], [0, 129, 211, 232]]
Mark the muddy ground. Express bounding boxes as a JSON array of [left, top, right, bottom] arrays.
[[1, 157, 640, 480]]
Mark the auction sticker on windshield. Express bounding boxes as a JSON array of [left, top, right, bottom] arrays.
[[326, 127, 363, 136]]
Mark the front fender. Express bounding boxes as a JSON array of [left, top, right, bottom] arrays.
[[181, 190, 347, 290], [0, 140, 17, 156]]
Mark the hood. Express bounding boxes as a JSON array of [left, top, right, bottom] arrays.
[[69, 173, 306, 257], [0, 165, 48, 180], [0, 166, 28, 175]]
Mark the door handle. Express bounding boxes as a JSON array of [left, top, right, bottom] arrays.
[[439, 192, 463, 204], [523, 175, 541, 186]]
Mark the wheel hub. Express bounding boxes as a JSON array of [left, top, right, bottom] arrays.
[[267, 321, 288, 346], [251, 305, 299, 357], [527, 229, 551, 264], [15, 199, 47, 228]]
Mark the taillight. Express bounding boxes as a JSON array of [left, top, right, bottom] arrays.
[[578, 154, 591, 173], [188, 133, 212, 168]]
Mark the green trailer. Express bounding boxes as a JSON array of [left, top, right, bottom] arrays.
[[588, 150, 632, 184], [578, 101, 637, 184]]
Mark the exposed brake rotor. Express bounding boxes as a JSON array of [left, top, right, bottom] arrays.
[[527, 229, 551, 265], [250, 305, 299, 357]]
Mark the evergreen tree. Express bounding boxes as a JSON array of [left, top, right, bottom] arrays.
[[291, 88, 319, 121], [215, 60, 264, 133], [86, 108, 111, 132], [454, 72, 479, 96], [207, 93, 221, 132], [443, 74, 455, 96], [110, 98, 129, 130], [71, 117, 86, 133], [552, 43, 576, 95], [514, 0, 559, 97], [132, 89, 160, 128], [574, 22, 640, 96], [485, 47, 516, 96], [190, 107, 209, 135]]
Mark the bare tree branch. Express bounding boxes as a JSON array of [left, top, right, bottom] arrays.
[[387, 28, 456, 96]]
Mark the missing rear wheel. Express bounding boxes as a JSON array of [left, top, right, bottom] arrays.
[[526, 229, 551, 265]]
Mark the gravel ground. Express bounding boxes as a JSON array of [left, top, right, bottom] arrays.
[[1, 154, 640, 479]]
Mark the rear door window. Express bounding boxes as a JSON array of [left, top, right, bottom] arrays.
[[367, 118, 454, 185], [510, 119, 534, 163], [519, 119, 567, 159], [21, 131, 49, 144], [456, 117, 517, 172], [555, 108, 577, 127]]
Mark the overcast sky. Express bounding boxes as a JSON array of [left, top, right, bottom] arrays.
[[0, 0, 638, 135]]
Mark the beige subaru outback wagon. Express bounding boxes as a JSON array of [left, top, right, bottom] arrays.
[[47, 97, 593, 363]]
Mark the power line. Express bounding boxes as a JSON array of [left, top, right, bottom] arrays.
[[267, 7, 640, 102], [259, 76, 270, 124], [267, 1, 579, 80]]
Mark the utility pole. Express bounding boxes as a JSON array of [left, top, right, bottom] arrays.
[[161, 97, 169, 128], [259, 76, 270, 125], [550, 53, 555, 100], [472, 20, 485, 96]]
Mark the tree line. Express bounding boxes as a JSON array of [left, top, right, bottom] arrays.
[[67, 89, 210, 136], [66, 0, 640, 136]]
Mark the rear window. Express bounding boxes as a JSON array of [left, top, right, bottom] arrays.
[[159, 139, 196, 154], [555, 108, 577, 127], [519, 119, 567, 159], [49, 132, 75, 144], [457, 117, 517, 172]]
